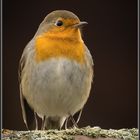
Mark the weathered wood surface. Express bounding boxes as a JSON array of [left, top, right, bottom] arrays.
[[2, 126, 138, 140]]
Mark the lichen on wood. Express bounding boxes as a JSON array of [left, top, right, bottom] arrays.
[[1, 126, 138, 140]]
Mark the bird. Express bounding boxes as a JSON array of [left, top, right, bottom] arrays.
[[19, 10, 94, 130]]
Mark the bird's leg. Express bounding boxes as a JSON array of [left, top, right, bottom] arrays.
[[76, 109, 83, 124], [25, 122, 29, 130], [34, 112, 38, 130], [69, 115, 78, 128], [65, 118, 69, 129], [41, 116, 46, 130]]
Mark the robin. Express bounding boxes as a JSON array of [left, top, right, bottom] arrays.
[[19, 10, 94, 130]]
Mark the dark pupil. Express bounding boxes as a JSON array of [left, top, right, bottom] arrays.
[[56, 20, 63, 26]]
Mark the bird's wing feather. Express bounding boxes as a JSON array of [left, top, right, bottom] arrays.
[[84, 44, 94, 66], [18, 41, 35, 130]]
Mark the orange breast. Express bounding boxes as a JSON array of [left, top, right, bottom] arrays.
[[35, 33, 85, 64]]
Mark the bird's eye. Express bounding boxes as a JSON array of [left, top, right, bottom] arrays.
[[55, 20, 63, 26]]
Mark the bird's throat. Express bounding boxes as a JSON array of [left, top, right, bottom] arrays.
[[35, 30, 85, 64]]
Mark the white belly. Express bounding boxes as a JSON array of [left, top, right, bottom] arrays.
[[22, 58, 92, 118]]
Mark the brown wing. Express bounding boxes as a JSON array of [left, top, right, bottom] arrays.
[[18, 45, 35, 130]]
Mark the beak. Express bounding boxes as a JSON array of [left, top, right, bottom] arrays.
[[73, 21, 88, 28]]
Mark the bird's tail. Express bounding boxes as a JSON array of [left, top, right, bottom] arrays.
[[45, 116, 66, 130]]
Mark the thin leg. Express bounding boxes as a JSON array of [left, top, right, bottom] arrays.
[[76, 109, 83, 124], [69, 115, 78, 128], [34, 112, 38, 130], [25, 122, 29, 130], [41, 116, 46, 130], [65, 118, 68, 129]]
